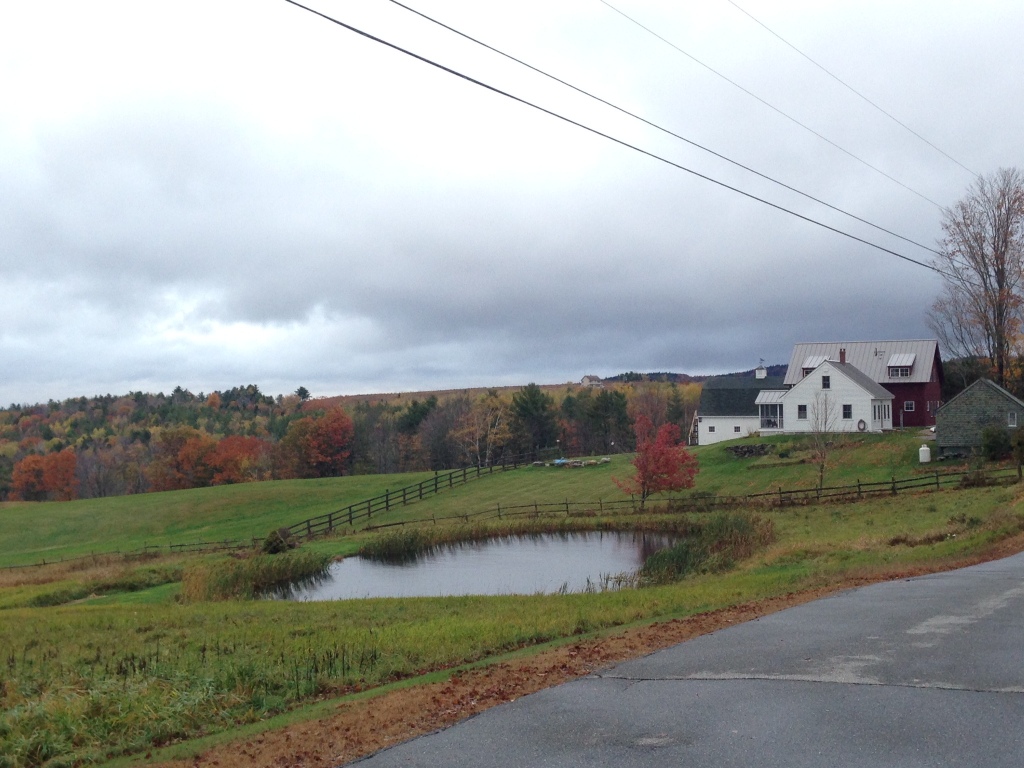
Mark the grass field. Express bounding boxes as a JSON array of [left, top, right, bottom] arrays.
[[0, 432, 943, 568], [2, 431, 1020, 766]]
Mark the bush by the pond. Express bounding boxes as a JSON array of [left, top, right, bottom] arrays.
[[640, 511, 774, 583], [180, 550, 331, 602]]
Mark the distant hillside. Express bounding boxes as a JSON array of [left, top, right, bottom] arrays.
[[603, 365, 787, 384]]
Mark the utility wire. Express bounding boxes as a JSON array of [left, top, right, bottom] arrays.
[[596, 0, 944, 209], [724, 0, 978, 179], [385, 0, 938, 256], [281, 0, 949, 279]]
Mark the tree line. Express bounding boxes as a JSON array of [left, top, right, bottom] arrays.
[[0, 381, 701, 502]]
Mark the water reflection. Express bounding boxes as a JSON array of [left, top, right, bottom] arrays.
[[273, 531, 675, 601]]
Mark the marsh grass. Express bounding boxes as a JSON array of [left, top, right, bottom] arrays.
[[179, 550, 332, 602], [640, 512, 776, 583], [356, 516, 707, 561]]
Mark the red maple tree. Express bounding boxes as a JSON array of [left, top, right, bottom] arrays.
[[614, 414, 698, 509]]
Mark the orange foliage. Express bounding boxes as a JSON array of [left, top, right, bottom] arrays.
[[210, 435, 272, 484], [11, 449, 78, 501]]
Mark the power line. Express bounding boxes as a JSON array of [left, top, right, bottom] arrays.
[[385, 0, 939, 257], [724, 0, 978, 179], [280, 0, 948, 279], [595, 0, 944, 209]]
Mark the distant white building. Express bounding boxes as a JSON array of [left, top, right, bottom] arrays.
[[580, 375, 604, 388]]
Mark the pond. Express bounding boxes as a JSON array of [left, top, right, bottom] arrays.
[[274, 531, 675, 601]]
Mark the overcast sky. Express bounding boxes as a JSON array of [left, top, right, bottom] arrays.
[[2, 0, 1021, 405]]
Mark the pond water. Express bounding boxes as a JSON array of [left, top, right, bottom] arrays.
[[275, 531, 675, 601]]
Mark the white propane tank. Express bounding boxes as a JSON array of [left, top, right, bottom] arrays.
[[919, 444, 932, 463]]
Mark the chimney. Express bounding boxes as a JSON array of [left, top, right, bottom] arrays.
[[839, 348, 846, 364]]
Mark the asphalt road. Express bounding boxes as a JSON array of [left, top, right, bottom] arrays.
[[352, 552, 1024, 767]]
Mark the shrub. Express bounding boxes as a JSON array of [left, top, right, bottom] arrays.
[[981, 425, 1012, 461], [262, 527, 297, 555]]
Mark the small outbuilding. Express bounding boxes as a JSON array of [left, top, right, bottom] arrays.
[[694, 372, 786, 445], [935, 378, 1024, 456]]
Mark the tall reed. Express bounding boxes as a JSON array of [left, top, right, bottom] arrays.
[[180, 550, 331, 602]]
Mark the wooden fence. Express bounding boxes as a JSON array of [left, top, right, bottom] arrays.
[[1, 464, 1016, 571], [360, 466, 1021, 531]]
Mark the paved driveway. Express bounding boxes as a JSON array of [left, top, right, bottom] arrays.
[[352, 552, 1024, 766]]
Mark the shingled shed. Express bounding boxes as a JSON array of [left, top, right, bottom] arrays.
[[695, 374, 786, 445], [935, 378, 1024, 456]]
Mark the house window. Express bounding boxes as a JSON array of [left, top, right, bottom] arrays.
[[888, 366, 912, 378], [798, 404, 807, 419], [708, 426, 716, 433], [821, 376, 830, 390], [734, 426, 741, 433], [843, 404, 852, 419], [1010, 412, 1018, 428], [904, 401, 915, 412]]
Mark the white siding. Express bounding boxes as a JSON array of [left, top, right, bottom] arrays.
[[698, 416, 761, 445], [781, 362, 892, 433]]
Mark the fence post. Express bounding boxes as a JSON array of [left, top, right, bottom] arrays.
[[327, 512, 334, 533], [385, 490, 390, 512], [348, 506, 354, 525], [599, 498, 603, 515], [463, 467, 467, 484], [565, 498, 570, 516], [497, 503, 502, 519], [891, 476, 897, 496], [434, 475, 439, 494], [419, 481, 424, 500], [368, 499, 373, 518], [779, 487, 783, 506], [306, 520, 312, 537], [857, 479, 862, 499], [403, 488, 407, 505], [935, 471, 940, 490]]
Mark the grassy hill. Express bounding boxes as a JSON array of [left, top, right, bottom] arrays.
[[0, 432, 937, 567]]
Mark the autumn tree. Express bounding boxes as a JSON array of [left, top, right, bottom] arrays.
[[277, 408, 354, 478], [148, 427, 217, 491], [928, 168, 1024, 388], [209, 435, 272, 484], [11, 449, 78, 501], [453, 390, 511, 467], [614, 414, 698, 510]]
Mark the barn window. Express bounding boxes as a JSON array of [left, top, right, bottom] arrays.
[[798, 404, 807, 419], [1010, 412, 1018, 428], [821, 376, 830, 390], [843, 404, 852, 419], [904, 401, 915, 412]]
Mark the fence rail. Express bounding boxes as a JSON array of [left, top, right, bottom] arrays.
[[283, 460, 523, 539]]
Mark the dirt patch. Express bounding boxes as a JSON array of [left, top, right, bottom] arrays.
[[149, 539, 1024, 768]]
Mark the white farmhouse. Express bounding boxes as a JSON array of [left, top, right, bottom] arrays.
[[755, 355, 893, 435]]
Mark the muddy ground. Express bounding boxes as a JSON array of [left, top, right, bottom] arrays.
[[153, 539, 1024, 768]]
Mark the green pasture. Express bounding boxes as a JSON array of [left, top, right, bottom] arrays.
[[0, 431, 943, 568], [0, 427, 1021, 766], [1, 482, 1022, 766]]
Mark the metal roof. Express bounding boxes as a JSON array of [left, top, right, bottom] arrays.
[[800, 354, 829, 369], [888, 352, 917, 367], [754, 390, 786, 405], [783, 340, 940, 386]]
